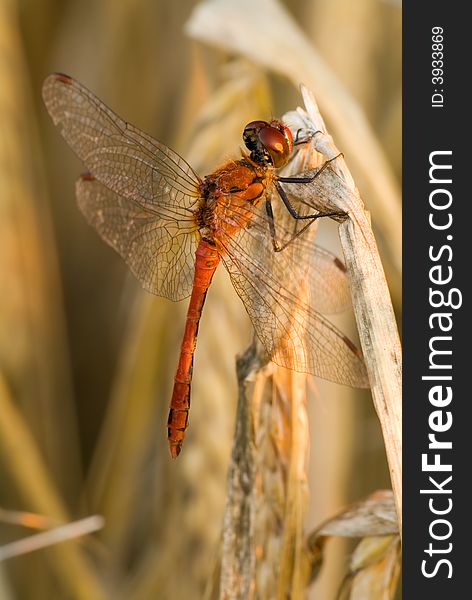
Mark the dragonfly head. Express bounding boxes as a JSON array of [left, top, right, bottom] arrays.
[[243, 120, 293, 168]]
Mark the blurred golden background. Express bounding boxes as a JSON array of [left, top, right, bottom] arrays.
[[0, 0, 401, 598]]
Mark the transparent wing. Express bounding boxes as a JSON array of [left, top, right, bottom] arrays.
[[284, 242, 351, 315], [42, 73, 200, 214], [265, 181, 352, 314], [217, 193, 352, 314], [43, 73, 202, 300], [76, 175, 198, 300], [215, 197, 368, 388]]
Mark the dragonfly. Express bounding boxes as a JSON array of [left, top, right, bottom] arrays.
[[42, 73, 369, 458]]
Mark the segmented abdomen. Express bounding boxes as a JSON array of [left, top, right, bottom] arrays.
[[167, 240, 220, 458]]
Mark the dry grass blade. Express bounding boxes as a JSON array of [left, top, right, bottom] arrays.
[[185, 0, 402, 280], [0, 0, 80, 502], [0, 373, 104, 600], [0, 515, 104, 562], [281, 88, 402, 536]]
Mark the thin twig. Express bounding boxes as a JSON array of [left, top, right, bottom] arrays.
[[0, 516, 104, 562]]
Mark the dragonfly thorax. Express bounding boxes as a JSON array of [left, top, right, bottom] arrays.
[[196, 159, 271, 243]]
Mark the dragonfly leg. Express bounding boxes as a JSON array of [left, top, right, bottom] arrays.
[[265, 199, 320, 252], [277, 152, 344, 184], [274, 180, 346, 221], [293, 128, 323, 146]]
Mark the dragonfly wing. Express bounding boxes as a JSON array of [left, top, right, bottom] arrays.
[[287, 241, 351, 315], [43, 73, 202, 300], [218, 194, 352, 314], [216, 202, 368, 388], [76, 175, 198, 300], [264, 185, 351, 314], [42, 73, 200, 213]]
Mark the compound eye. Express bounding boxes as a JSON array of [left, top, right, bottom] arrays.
[[282, 124, 293, 153], [243, 120, 270, 151], [244, 120, 270, 131], [269, 119, 293, 154], [259, 126, 291, 168]]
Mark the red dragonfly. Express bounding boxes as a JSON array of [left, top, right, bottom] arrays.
[[42, 74, 368, 458]]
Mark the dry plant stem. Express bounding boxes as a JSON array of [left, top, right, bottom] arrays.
[[339, 216, 402, 536], [220, 343, 258, 600], [292, 88, 402, 536], [221, 347, 310, 600], [221, 345, 310, 599], [274, 368, 309, 600]]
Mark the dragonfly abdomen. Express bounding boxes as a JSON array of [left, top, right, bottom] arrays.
[[167, 240, 220, 458]]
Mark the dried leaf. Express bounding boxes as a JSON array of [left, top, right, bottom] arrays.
[[305, 491, 400, 599], [309, 491, 398, 542]]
